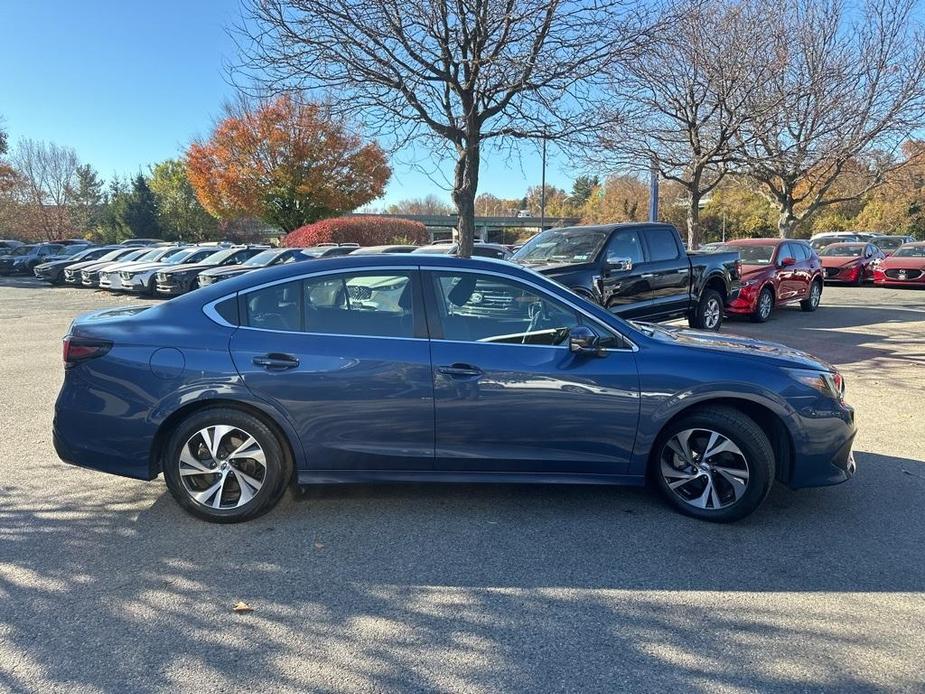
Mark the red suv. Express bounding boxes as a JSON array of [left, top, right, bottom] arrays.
[[717, 238, 823, 322]]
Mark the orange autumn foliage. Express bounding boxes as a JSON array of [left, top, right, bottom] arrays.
[[186, 96, 390, 232]]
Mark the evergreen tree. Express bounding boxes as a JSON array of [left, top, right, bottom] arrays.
[[123, 173, 161, 238], [571, 175, 600, 205], [68, 164, 105, 233]]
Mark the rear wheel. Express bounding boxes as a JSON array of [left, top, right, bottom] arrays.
[[688, 288, 724, 331], [653, 406, 774, 522], [163, 408, 292, 523], [800, 280, 822, 311], [750, 287, 774, 323]]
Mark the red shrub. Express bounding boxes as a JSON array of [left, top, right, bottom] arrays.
[[283, 216, 429, 248]]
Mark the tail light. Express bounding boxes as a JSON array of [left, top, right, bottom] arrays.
[[63, 336, 112, 368]]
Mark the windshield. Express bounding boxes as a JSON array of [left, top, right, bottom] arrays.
[[9, 246, 34, 257], [411, 245, 454, 254], [513, 229, 608, 264], [136, 248, 170, 262], [719, 244, 777, 265], [120, 249, 148, 262], [893, 245, 925, 257], [201, 248, 240, 264], [97, 249, 130, 262], [821, 244, 864, 257], [243, 249, 284, 266], [873, 237, 904, 250]]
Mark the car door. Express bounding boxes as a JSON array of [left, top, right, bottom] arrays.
[[229, 268, 435, 471], [597, 227, 650, 318], [791, 243, 814, 298], [638, 226, 690, 318], [775, 243, 800, 300], [424, 267, 640, 475]]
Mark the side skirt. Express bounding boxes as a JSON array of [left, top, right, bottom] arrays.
[[297, 470, 646, 487]]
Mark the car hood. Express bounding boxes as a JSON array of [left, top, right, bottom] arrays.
[[66, 258, 121, 272], [820, 256, 861, 268], [117, 260, 176, 274], [740, 264, 775, 281], [637, 323, 834, 372], [199, 266, 257, 278], [879, 255, 925, 269], [159, 262, 219, 275]]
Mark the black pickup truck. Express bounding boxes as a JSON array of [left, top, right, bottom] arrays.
[[511, 223, 741, 330]]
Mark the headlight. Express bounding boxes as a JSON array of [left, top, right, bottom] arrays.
[[790, 369, 845, 400]]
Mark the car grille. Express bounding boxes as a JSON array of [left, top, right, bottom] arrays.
[[453, 283, 522, 317], [885, 268, 922, 280], [348, 285, 372, 300]]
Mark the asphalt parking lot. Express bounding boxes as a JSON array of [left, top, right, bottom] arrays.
[[1, 277, 923, 693]]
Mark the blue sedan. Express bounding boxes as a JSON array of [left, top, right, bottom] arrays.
[[54, 254, 857, 523]]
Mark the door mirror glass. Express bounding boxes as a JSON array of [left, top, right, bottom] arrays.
[[568, 325, 603, 356], [780, 256, 796, 267]]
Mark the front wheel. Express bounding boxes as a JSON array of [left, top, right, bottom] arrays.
[[800, 281, 822, 312], [653, 406, 774, 522], [688, 288, 724, 331], [750, 287, 774, 323], [163, 407, 292, 523]]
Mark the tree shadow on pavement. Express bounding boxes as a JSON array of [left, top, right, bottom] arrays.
[[1, 449, 923, 692], [725, 303, 925, 367]]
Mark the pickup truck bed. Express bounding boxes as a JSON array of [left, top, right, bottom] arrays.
[[512, 223, 741, 330]]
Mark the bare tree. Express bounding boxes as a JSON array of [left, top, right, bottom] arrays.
[[237, 0, 657, 256], [737, 0, 925, 237], [596, 0, 776, 248], [12, 139, 80, 240]]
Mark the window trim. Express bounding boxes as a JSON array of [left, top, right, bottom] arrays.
[[202, 264, 638, 351]]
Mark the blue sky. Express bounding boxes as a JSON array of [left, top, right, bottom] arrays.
[[0, 0, 576, 206]]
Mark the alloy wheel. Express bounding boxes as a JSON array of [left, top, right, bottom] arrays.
[[178, 425, 267, 510], [704, 298, 721, 329], [660, 428, 750, 510], [810, 282, 821, 308], [758, 291, 773, 320]]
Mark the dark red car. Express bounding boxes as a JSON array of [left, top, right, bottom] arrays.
[[715, 238, 823, 322], [819, 242, 885, 284], [873, 242, 925, 286]]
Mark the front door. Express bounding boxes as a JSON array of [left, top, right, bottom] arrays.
[[424, 268, 640, 475], [598, 227, 651, 319], [229, 269, 434, 471]]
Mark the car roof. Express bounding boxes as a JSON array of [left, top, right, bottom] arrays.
[[824, 242, 867, 248], [722, 238, 796, 245]]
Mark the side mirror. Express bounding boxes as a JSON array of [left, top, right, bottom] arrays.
[[780, 256, 796, 267], [607, 256, 633, 272], [569, 326, 604, 357]]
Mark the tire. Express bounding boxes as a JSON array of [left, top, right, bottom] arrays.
[[162, 407, 292, 523], [652, 405, 774, 522], [800, 280, 822, 312], [750, 286, 774, 323], [688, 288, 724, 331]]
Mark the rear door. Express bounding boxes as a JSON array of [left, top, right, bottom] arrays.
[[229, 268, 435, 471], [638, 226, 690, 318]]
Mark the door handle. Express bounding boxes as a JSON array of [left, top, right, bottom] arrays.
[[640, 273, 656, 278], [253, 353, 300, 370], [437, 364, 483, 378]]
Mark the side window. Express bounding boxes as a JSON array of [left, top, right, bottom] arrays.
[[605, 229, 645, 265], [644, 228, 680, 262], [781, 243, 797, 262], [793, 243, 810, 261], [303, 272, 416, 338], [432, 271, 585, 346], [244, 280, 302, 332]]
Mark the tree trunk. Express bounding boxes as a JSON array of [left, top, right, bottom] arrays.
[[777, 208, 797, 238], [687, 193, 702, 249], [452, 137, 480, 259]]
